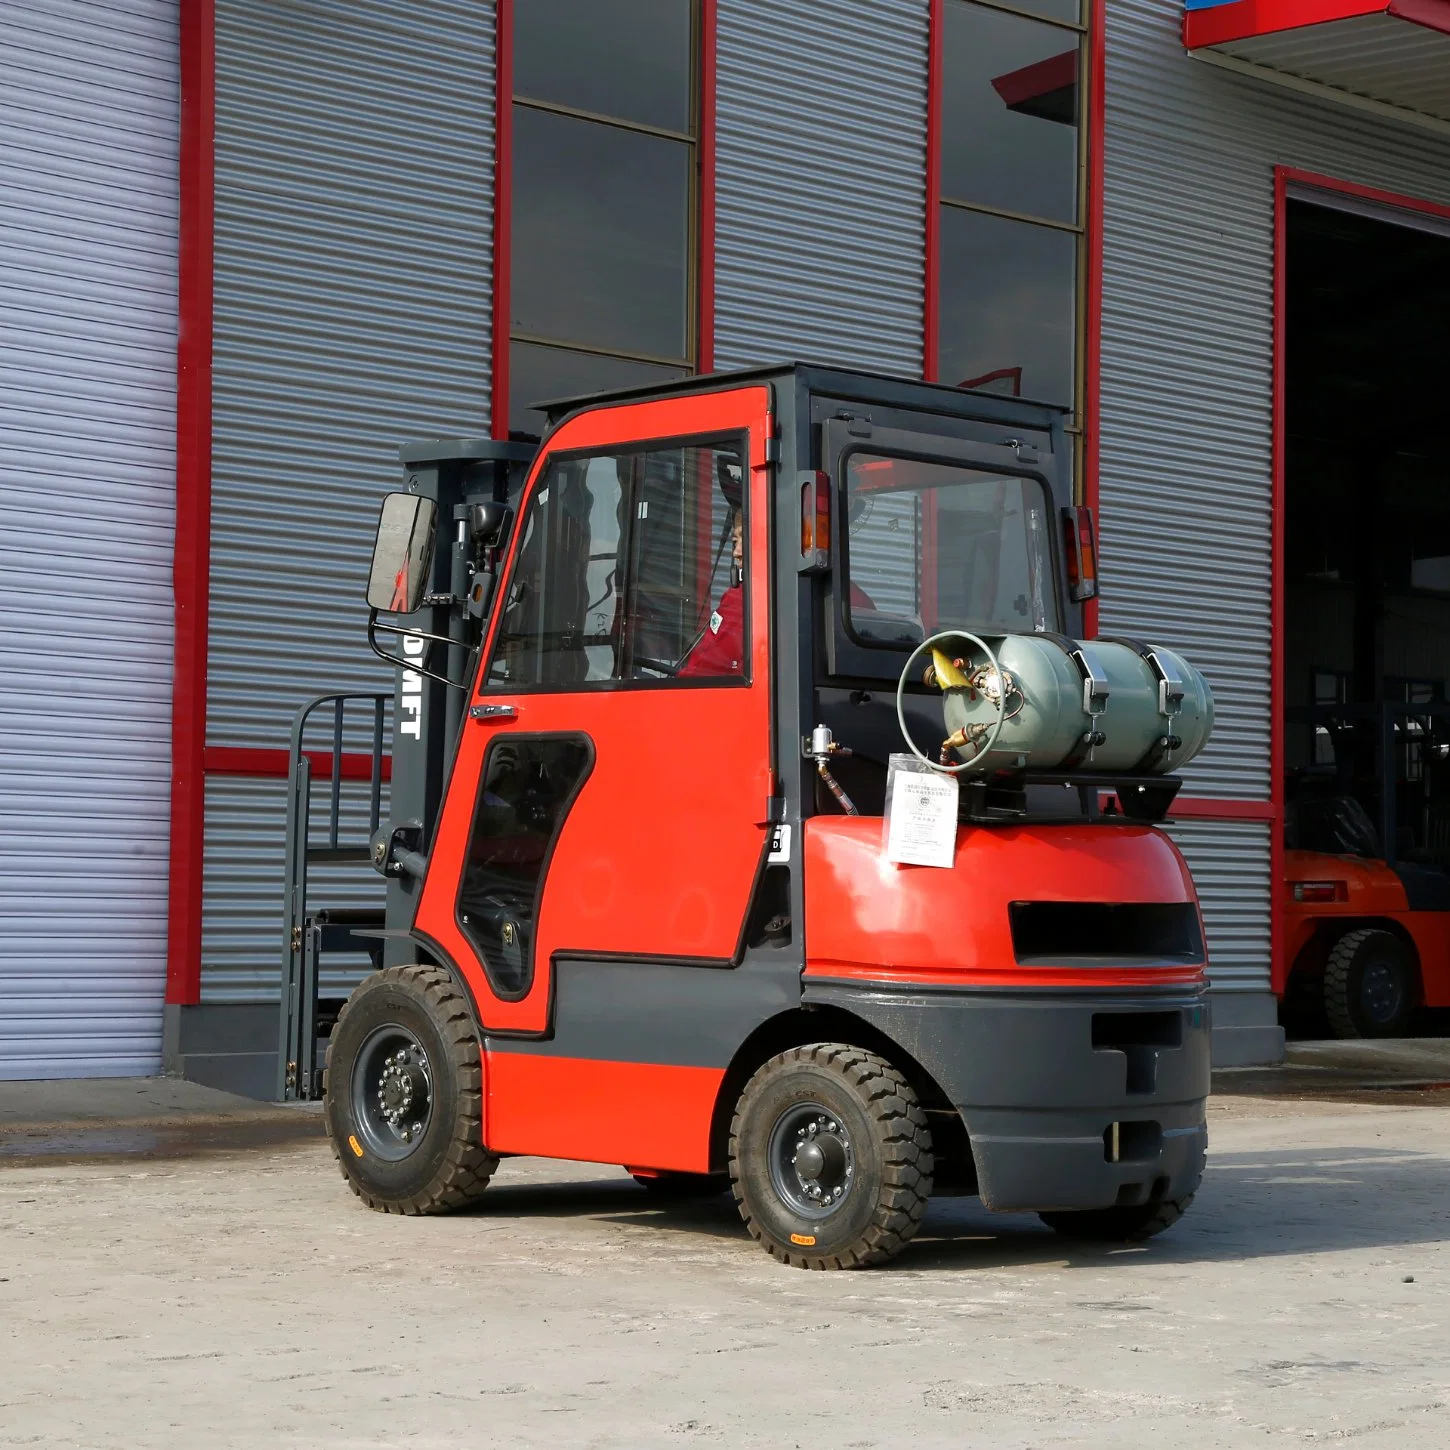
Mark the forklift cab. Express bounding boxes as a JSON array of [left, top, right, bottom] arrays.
[[315, 365, 1211, 1269]]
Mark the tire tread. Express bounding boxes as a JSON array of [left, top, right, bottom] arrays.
[[323, 965, 498, 1215], [728, 1043, 933, 1270]]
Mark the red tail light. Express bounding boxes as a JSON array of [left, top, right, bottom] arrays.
[[1063, 506, 1099, 603], [1291, 880, 1349, 903]]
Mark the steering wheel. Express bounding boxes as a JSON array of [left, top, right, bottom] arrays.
[[896, 630, 1009, 775]]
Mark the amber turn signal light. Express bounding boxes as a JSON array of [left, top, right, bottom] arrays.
[[800, 470, 831, 572], [1063, 505, 1099, 603]]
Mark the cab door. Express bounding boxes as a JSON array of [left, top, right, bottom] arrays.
[[413, 385, 776, 1045]]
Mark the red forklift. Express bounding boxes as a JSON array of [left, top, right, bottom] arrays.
[[281, 365, 1216, 1269]]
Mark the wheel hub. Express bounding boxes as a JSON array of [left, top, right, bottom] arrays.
[[378, 1056, 426, 1125], [1362, 960, 1404, 1024], [351, 1027, 434, 1159], [769, 1104, 855, 1219]]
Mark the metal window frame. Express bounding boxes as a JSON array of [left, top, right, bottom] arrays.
[[505, 0, 705, 404], [928, 0, 1094, 449]]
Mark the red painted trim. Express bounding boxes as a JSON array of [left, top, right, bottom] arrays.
[[491, 0, 514, 439], [1278, 165, 1450, 224], [697, 0, 717, 373], [1081, 0, 1105, 638], [1391, 0, 1450, 36], [923, 0, 943, 382], [167, 0, 215, 1008], [1271, 166, 1288, 1008], [1185, 0, 1386, 50], [204, 746, 392, 784]]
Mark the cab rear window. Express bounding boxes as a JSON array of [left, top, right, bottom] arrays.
[[843, 452, 1059, 647]]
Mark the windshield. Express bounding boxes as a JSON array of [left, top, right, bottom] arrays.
[[843, 452, 1059, 646]]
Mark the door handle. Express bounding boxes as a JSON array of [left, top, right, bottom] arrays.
[[469, 703, 517, 722]]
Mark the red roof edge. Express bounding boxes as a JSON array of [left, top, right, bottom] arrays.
[[1388, 0, 1450, 36], [1184, 0, 1387, 50]]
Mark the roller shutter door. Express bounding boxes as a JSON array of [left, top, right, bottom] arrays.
[[202, 0, 494, 1001], [0, 0, 178, 1078], [714, 0, 928, 375], [1100, 0, 1450, 1003]]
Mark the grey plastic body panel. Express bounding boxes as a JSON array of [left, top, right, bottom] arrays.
[[804, 980, 1210, 1213], [486, 956, 802, 1067], [0, 0, 178, 1078], [713, 0, 928, 375], [202, 0, 496, 1001], [1100, 0, 1450, 1013]]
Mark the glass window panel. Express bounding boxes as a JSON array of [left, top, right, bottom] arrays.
[[942, 0, 1080, 224], [632, 443, 746, 680], [457, 736, 593, 996], [990, 0, 1082, 23], [509, 340, 686, 437], [485, 437, 746, 688], [844, 453, 1060, 644], [512, 105, 690, 364], [514, 0, 693, 133], [489, 453, 630, 686], [938, 206, 1076, 410]]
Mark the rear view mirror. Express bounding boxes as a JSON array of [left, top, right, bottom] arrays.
[[367, 493, 437, 613]]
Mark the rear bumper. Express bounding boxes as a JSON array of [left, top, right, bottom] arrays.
[[803, 978, 1210, 1213]]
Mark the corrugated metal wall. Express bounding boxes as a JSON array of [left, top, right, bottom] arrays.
[[204, 0, 495, 1000], [202, 774, 390, 1003], [0, 0, 177, 1078], [1166, 820, 1272, 992], [1101, 0, 1450, 998], [713, 0, 929, 374]]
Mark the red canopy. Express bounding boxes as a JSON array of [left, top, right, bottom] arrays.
[[1184, 0, 1450, 124]]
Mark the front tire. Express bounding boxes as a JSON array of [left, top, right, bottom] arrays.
[[324, 965, 498, 1214], [729, 1044, 933, 1269], [1323, 928, 1417, 1038]]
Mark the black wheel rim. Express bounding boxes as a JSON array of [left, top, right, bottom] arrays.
[[351, 1024, 434, 1161], [1360, 959, 1405, 1026], [767, 1100, 855, 1220]]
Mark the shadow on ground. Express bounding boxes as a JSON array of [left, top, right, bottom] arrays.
[[465, 1137, 1450, 1269]]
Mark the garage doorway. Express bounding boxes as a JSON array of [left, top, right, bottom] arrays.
[[1281, 180, 1450, 1036]]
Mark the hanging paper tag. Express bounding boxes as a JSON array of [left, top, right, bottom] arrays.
[[882, 754, 959, 868]]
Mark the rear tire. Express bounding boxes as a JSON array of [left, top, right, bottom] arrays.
[[1323, 928, 1416, 1038], [324, 965, 498, 1214], [1039, 1195, 1192, 1243], [729, 1044, 933, 1269]]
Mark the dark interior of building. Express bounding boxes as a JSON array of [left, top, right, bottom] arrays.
[[1285, 197, 1450, 872]]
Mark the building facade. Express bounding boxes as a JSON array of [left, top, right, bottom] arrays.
[[4, 0, 1449, 1085]]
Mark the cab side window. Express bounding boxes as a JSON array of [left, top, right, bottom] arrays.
[[486, 435, 746, 688]]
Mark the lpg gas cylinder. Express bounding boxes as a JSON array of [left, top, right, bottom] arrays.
[[938, 633, 1213, 775]]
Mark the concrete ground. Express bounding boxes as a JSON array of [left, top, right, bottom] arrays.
[[2, 1066, 1449, 1448]]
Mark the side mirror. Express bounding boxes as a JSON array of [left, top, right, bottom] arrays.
[[1062, 505, 1099, 604], [367, 493, 437, 613]]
